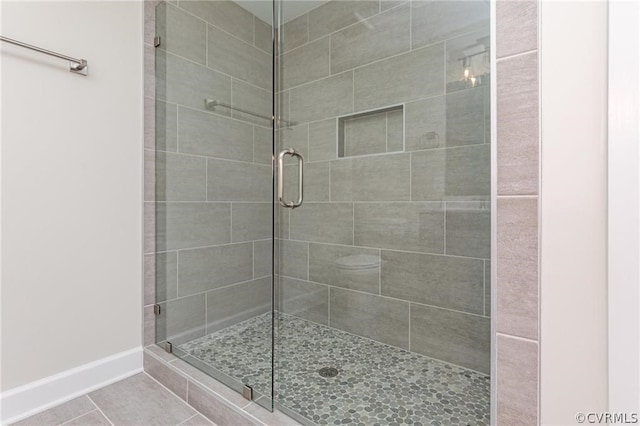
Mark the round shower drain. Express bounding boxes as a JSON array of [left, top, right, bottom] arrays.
[[318, 367, 339, 378]]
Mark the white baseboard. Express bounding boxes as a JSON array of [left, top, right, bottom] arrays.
[[1, 347, 143, 425]]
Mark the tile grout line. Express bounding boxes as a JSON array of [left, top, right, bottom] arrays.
[[176, 413, 200, 426], [85, 395, 115, 426], [496, 48, 538, 63], [57, 409, 100, 426], [496, 332, 539, 345]]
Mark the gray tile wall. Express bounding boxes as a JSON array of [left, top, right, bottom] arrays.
[[496, 0, 540, 423], [146, 0, 274, 348], [277, 0, 491, 374]]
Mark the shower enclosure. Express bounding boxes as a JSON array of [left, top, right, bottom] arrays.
[[151, 0, 491, 424]]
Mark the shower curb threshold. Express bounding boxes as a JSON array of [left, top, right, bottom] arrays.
[[143, 346, 303, 426]]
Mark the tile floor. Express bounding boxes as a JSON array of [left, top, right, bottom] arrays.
[[12, 373, 217, 426]]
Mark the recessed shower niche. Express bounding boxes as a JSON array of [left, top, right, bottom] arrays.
[[337, 105, 404, 157]]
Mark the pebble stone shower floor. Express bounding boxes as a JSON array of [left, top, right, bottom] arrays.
[[179, 313, 490, 426]]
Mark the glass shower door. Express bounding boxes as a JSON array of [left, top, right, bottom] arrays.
[[275, 1, 492, 424], [152, 0, 275, 411]]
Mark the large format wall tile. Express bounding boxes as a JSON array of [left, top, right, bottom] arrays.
[[331, 153, 410, 201], [253, 126, 272, 165], [232, 203, 271, 242], [497, 197, 538, 339], [497, 52, 539, 195], [497, 197, 537, 262], [179, 0, 254, 44], [254, 17, 272, 53], [308, 0, 379, 41], [280, 277, 329, 325], [498, 258, 537, 339], [405, 96, 446, 151], [280, 240, 309, 280], [155, 100, 178, 152], [497, 0, 537, 59], [445, 202, 491, 258], [156, 51, 231, 111], [289, 203, 353, 245], [178, 107, 253, 161], [144, 0, 158, 47], [254, 239, 272, 278], [290, 72, 354, 123], [145, 43, 155, 98], [410, 304, 490, 373], [309, 243, 380, 294], [354, 43, 444, 111], [354, 202, 445, 254], [446, 88, 486, 147], [381, 250, 484, 314], [330, 4, 410, 74], [156, 293, 206, 344], [178, 243, 253, 296], [308, 119, 337, 162], [330, 288, 409, 349], [282, 13, 308, 52], [207, 25, 271, 90], [281, 123, 309, 160], [156, 3, 206, 65], [231, 79, 271, 126], [411, 145, 490, 200], [154, 203, 230, 251], [284, 161, 330, 202], [282, 37, 330, 90], [152, 151, 207, 201], [206, 277, 271, 333], [497, 335, 538, 424], [206, 159, 271, 201], [411, 1, 489, 49], [145, 251, 177, 304]]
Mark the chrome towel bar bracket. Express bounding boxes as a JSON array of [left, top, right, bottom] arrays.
[[0, 36, 88, 75]]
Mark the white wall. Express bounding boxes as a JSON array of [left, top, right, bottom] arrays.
[[540, 1, 609, 423], [0, 0, 143, 400], [608, 0, 640, 413]]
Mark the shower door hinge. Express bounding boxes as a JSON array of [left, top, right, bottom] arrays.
[[165, 341, 173, 353], [154, 304, 161, 315], [242, 385, 253, 401], [154, 36, 161, 47]]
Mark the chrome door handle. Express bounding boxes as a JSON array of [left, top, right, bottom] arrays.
[[277, 148, 304, 209]]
